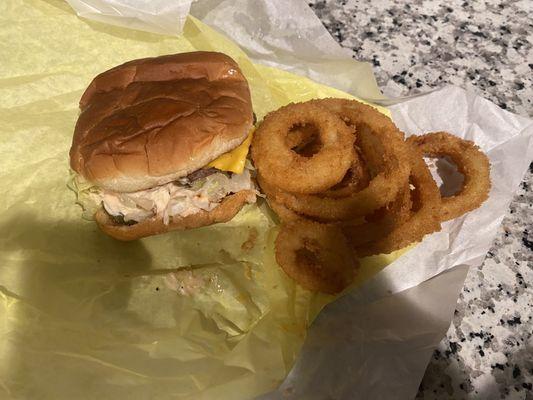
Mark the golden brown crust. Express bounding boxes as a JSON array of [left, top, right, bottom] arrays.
[[95, 190, 256, 241], [275, 220, 358, 294], [70, 52, 253, 193], [407, 131, 491, 221]]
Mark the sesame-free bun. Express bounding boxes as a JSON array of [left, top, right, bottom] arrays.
[[70, 52, 253, 193], [95, 190, 256, 241]]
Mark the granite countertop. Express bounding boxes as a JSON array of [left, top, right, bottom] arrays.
[[309, 0, 532, 399]]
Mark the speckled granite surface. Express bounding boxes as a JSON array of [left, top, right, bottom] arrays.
[[309, 0, 533, 399]]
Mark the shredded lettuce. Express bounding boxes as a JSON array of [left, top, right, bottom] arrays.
[[68, 165, 256, 224], [67, 171, 101, 220]]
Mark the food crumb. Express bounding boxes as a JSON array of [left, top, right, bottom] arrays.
[[241, 227, 258, 251], [219, 249, 233, 261], [244, 262, 253, 280]]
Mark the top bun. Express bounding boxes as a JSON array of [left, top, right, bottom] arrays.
[[70, 51, 253, 193]]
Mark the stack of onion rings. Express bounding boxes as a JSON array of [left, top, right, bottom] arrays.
[[251, 99, 491, 294], [352, 143, 443, 257], [341, 184, 412, 249]]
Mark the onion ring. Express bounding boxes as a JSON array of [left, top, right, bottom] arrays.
[[269, 99, 411, 220], [264, 168, 412, 253], [285, 123, 322, 156], [321, 147, 371, 197], [286, 123, 371, 197], [341, 184, 412, 248], [407, 131, 491, 221], [264, 176, 413, 248], [267, 198, 303, 223], [255, 99, 491, 290], [354, 144, 442, 256], [251, 102, 355, 194], [275, 221, 358, 294]]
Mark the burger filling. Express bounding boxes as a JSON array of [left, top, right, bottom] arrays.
[[69, 163, 256, 225]]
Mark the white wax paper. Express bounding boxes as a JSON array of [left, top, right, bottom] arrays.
[[65, 0, 193, 35], [190, 0, 385, 102], [19, 1, 533, 399]]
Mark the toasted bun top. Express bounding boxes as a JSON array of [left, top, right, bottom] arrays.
[[70, 52, 253, 192]]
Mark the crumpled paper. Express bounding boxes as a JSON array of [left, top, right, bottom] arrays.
[[65, 0, 194, 36], [190, 0, 386, 102], [1, 2, 532, 400], [0, 2, 395, 400], [65, 0, 384, 101]]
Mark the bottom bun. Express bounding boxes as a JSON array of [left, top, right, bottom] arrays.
[[95, 190, 256, 241]]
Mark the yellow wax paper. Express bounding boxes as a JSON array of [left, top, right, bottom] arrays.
[[0, 1, 404, 399]]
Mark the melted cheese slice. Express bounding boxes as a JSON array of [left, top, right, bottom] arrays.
[[207, 130, 253, 174]]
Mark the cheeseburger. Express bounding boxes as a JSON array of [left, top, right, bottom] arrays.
[[69, 52, 257, 240]]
